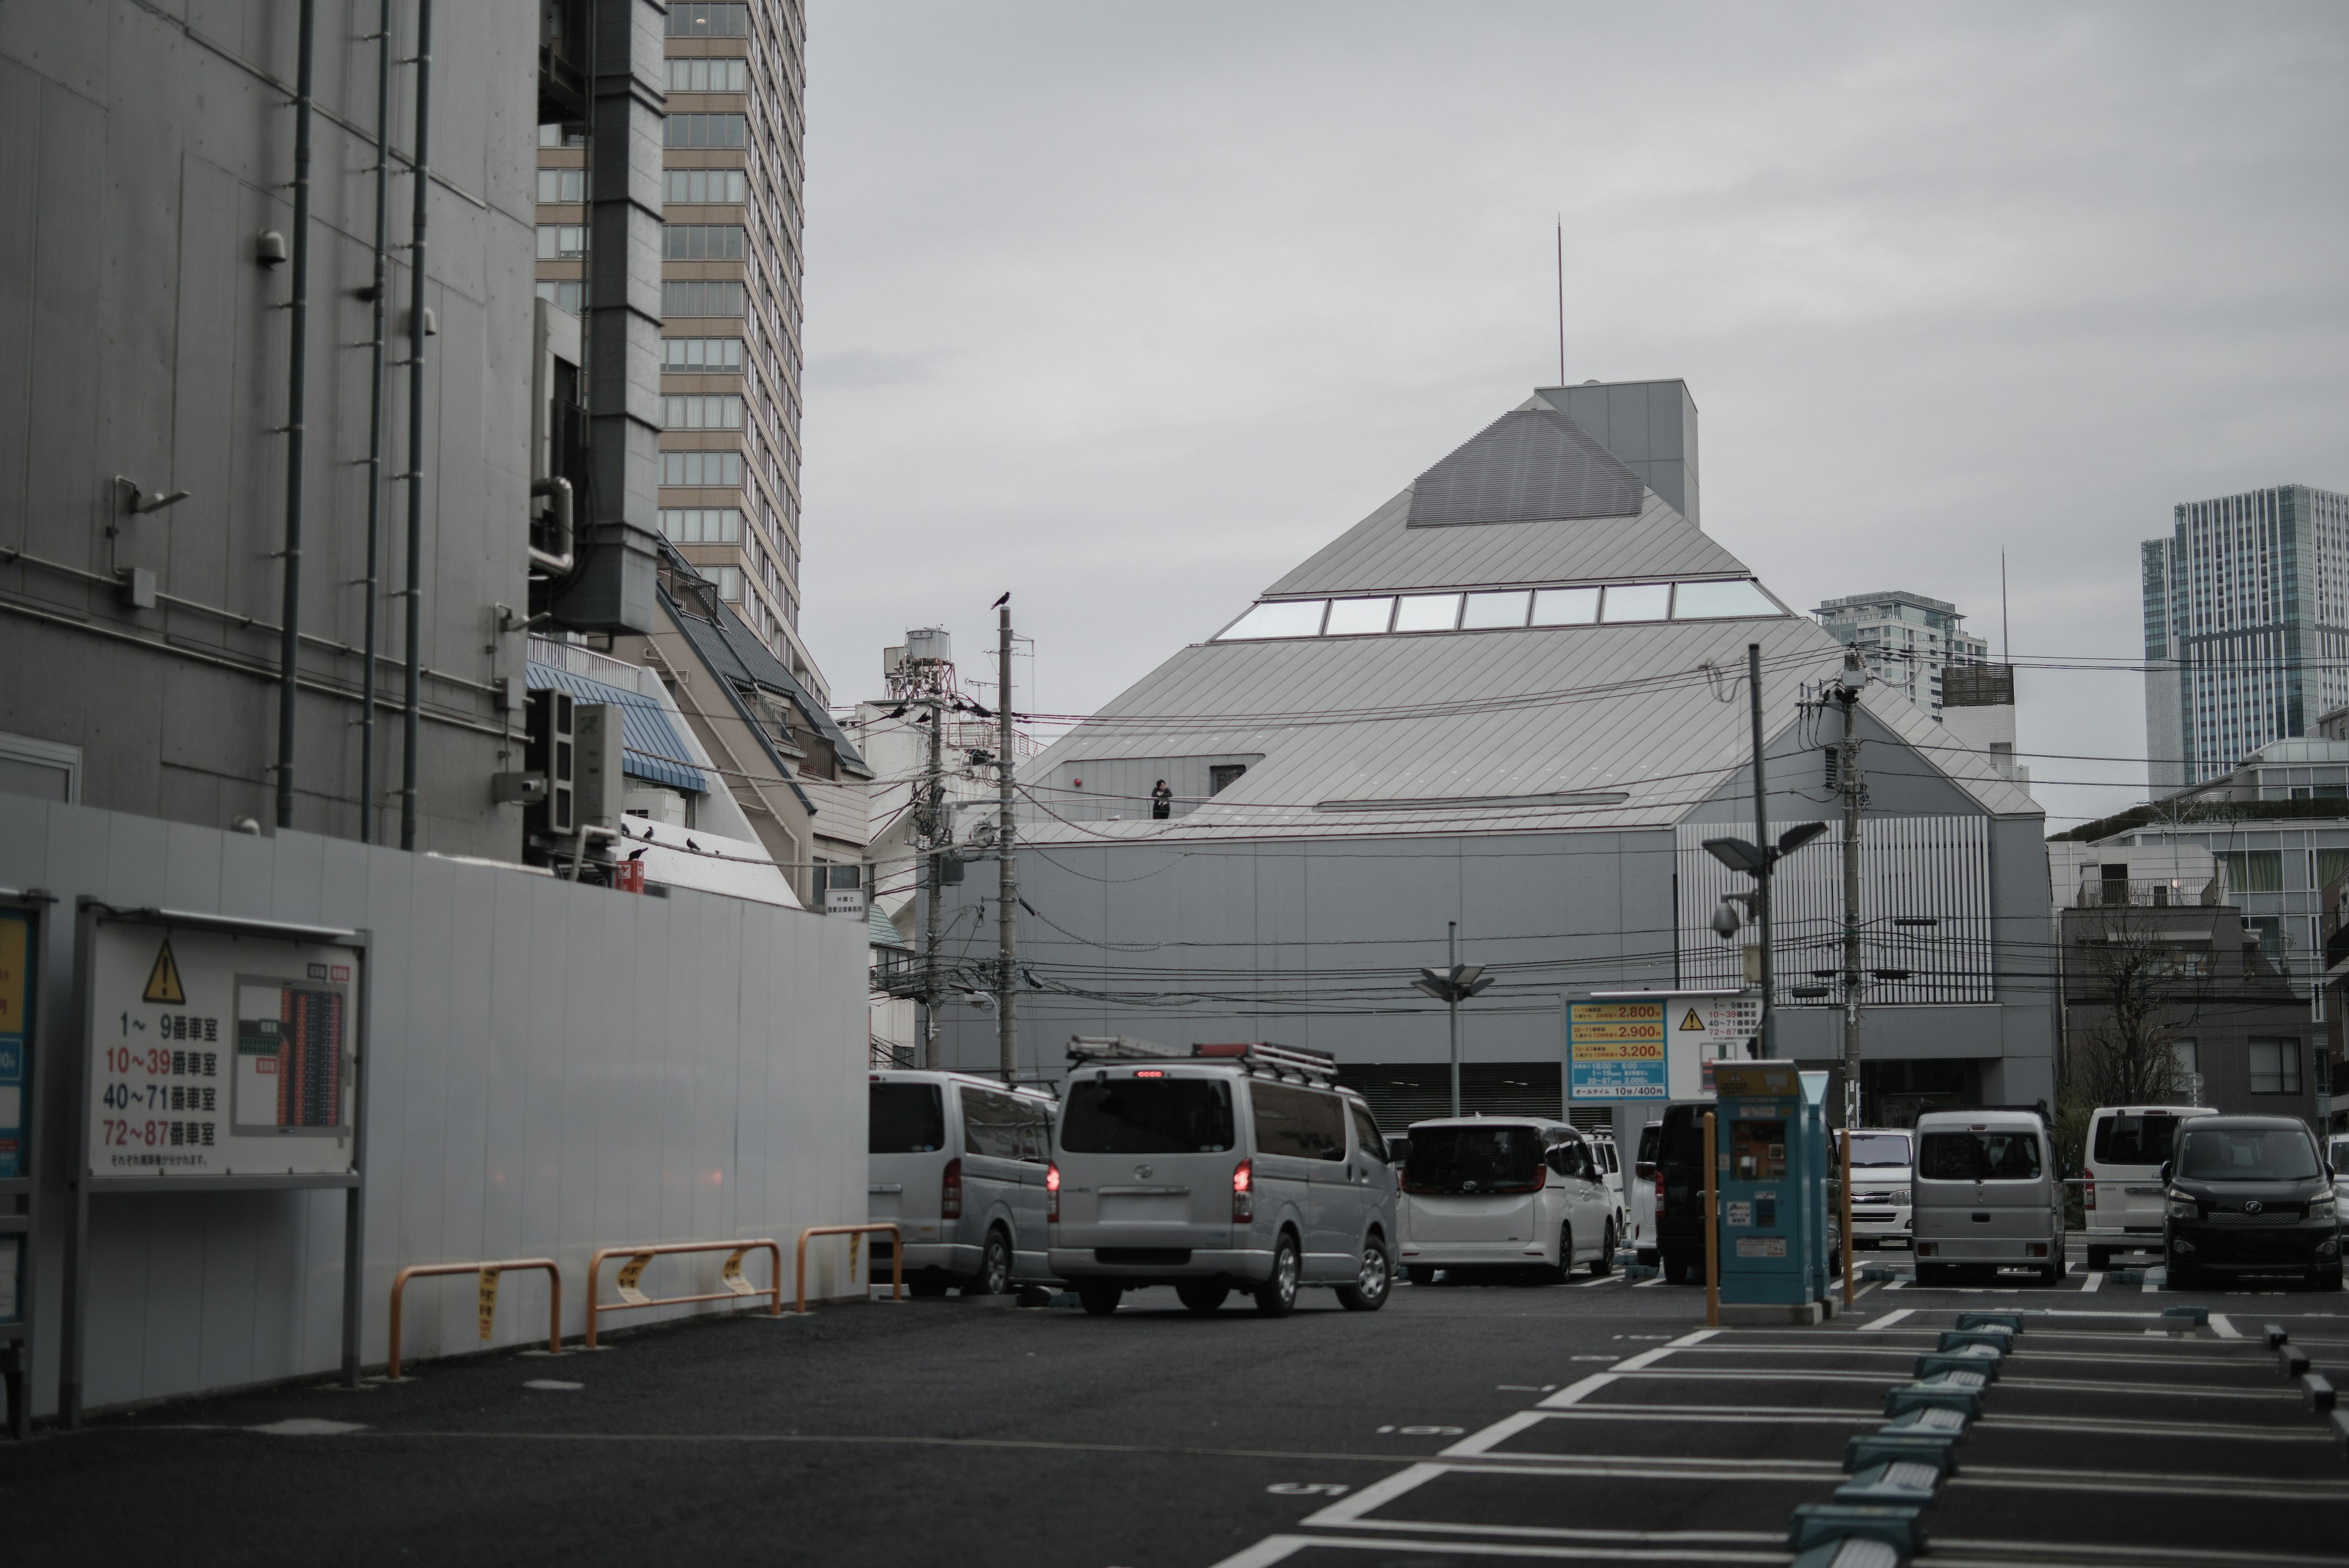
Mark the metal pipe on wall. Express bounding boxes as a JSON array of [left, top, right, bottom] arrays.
[[399, 0, 432, 852], [273, 0, 317, 830], [359, 0, 393, 842]]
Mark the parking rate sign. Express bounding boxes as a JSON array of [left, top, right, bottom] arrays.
[[86, 917, 361, 1180], [1568, 1001, 1668, 1101]]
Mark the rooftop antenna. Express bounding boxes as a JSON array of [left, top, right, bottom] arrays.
[[1554, 213, 1566, 385], [2001, 548, 2011, 663]]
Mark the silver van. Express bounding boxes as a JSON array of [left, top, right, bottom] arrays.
[[1047, 1039, 1399, 1317], [2082, 1104, 2217, 1269], [868, 1070, 1058, 1296], [1397, 1118, 1617, 1284], [1912, 1107, 2065, 1286]]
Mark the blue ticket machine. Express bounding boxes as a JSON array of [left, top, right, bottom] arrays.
[[1711, 1064, 1833, 1309]]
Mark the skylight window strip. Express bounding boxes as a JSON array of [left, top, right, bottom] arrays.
[[1207, 578, 1786, 642]]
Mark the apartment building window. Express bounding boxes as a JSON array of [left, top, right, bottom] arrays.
[[536, 225, 588, 259], [659, 508, 741, 544], [667, 58, 748, 92], [662, 395, 743, 431], [535, 168, 590, 203], [661, 280, 744, 317], [661, 451, 741, 487], [666, 2, 748, 35], [534, 280, 584, 314], [662, 225, 745, 261], [664, 169, 746, 205], [2220, 850, 2284, 893], [666, 114, 746, 149], [706, 565, 744, 603], [537, 123, 587, 148], [2249, 1038, 2303, 1094]]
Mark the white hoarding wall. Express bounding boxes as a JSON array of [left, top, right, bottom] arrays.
[[1, 794, 869, 1418]]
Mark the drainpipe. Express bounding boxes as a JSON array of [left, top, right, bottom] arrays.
[[399, 0, 432, 852], [529, 478, 574, 577], [273, 0, 317, 831], [359, 0, 393, 842]]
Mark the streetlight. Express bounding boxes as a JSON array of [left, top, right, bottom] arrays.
[[1414, 920, 1495, 1117], [1703, 820, 1828, 1058]]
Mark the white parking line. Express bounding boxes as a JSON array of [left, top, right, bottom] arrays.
[[1573, 1273, 1627, 1288], [2079, 1270, 2104, 1293], [1534, 1373, 1619, 1409], [1606, 1347, 1682, 1372], [1208, 1536, 1789, 1567], [1296, 1462, 1792, 1545], [1860, 1307, 1915, 1331], [2209, 1313, 2242, 1339], [1631, 1274, 1669, 1288]]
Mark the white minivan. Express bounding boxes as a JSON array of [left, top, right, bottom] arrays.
[[1397, 1118, 1617, 1284], [1630, 1121, 1662, 1265], [1048, 1040, 1399, 1317], [1837, 1129, 1915, 1251], [2081, 1104, 2217, 1271], [868, 1071, 1058, 1296]]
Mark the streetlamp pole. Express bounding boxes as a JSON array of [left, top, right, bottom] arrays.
[[1447, 920, 1461, 1117], [1748, 642, 1777, 1058]]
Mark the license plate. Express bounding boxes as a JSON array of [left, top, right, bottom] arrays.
[[1100, 1194, 1189, 1224]]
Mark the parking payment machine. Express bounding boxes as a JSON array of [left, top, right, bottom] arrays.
[[1712, 1064, 1834, 1317]]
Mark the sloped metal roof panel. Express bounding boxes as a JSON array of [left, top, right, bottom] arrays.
[[1264, 490, 1746, 598], [525, 663, 708, 793], [1405, 409, 1644, 527]]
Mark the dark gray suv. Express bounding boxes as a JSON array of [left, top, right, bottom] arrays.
[[2163, 1117, 2342, 1290]]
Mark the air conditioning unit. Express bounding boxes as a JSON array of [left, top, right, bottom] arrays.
[[525, 688, 577, 841], [573, 704, 623, 830]]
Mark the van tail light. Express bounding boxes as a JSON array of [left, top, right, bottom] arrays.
[[2084, 1170, 2096, 1209], [1653, 1169, 1667, 1217], [1233, 1158, 1255, 1223], [1045, 1162, 1060, 1223], [942, 1157, 963, 1220]]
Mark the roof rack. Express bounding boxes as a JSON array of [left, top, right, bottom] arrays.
[[1192, 1041, 1340, 1083], [1067, 1035, 1184, 1063]]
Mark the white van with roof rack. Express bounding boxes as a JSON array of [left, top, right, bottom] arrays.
[[1047, 1037, 1400, 1317]]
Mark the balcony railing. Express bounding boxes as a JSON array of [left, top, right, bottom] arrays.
[[2071, 877, 2225, 910]]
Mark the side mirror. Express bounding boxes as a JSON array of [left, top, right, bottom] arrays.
[[1385, 1135, 1411, 1165], [2158, 1159, 2173, 1183]]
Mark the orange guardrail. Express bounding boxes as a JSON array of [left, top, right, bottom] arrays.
[[794, 1223, 902, 1314], [387, 1257, 561, 1380], [584, 1239, 784, 1348]]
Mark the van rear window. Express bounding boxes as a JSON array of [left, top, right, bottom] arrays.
[[2093, 1113, 2180, 1167], [870, 1082, 945, 1154], [1063, 1078, 1234, 1154], [1919, 1130, 2042, 1181], [1404, 1127, 1542, 1194]]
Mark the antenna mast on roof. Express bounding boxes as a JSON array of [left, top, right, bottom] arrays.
[[1555, 214, 1566, 385], [2001, 548, 2011, 663]]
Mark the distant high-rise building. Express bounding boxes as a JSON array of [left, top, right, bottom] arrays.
[[535, 0, 821, 691], [1814, 591, 1989, 718], [2143, 485, 2349, 792]]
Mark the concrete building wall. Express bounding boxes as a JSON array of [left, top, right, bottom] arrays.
[[0, 2, 539, 855], [3, 790, 869, 1418]]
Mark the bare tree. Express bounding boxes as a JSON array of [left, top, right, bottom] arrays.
[[2066, 899, 2189, 1108]]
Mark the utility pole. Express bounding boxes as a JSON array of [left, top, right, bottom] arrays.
[[995, 600, 1019, 1084], [1835, 650, 1866, 1129], [919, 693, 946, 1071], [1748, 642, 1776, 1059]]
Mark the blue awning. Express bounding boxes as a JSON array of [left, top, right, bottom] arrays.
[[524, 663, 709, 793]]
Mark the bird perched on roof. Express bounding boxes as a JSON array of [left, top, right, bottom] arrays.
[[686, 838, 702, 852], [991, 592, 1009, 609], [627, 847, 647, 862]]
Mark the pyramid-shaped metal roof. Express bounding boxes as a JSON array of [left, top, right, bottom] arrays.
[[1023, 394, 2038, 843]]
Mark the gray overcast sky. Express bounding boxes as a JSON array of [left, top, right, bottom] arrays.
[[795, 2, 2348, 829]]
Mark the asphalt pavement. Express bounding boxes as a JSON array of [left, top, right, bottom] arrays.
[[8, 1256, 2349, 1568]]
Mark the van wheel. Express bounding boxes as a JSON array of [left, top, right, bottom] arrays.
[[1338, 1235, 1392, 1311], [2315, 1261, 2344, 1293], [1176, 1281, 1229, 1313], [1589, 1221, 1615, 1277], [1253, 1232, 1301, 1317], [1663, 1254, 1694, 1285], [971, 1227, 1013, 1296], [1405, 1265, 1436, 1287], [1543, 1224, 1574, 1285], [1076, 1282, 1123, 1316], [2085, 1246, 2112, 1271]]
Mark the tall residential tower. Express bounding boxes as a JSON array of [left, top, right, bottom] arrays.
[[2143, 485, 2349, 792]]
